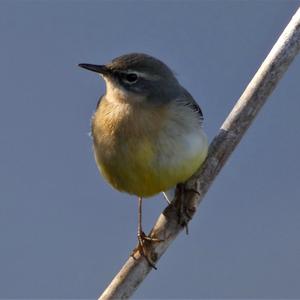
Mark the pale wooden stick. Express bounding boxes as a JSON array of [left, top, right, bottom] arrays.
[[99, 7, 300, 300]]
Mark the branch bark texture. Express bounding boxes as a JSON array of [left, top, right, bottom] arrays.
[[99, 7, 300, 299]]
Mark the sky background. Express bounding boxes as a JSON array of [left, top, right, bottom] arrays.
[[0, 1, 300, 299]]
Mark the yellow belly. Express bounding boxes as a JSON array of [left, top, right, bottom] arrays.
[[94, 133, 207, 197], [92, 97, 208, 197]]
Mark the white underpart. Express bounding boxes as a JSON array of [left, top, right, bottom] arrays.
[[183, 129, 207, 161], [160, 128, 208, 170], [161, 128, 208, 202]]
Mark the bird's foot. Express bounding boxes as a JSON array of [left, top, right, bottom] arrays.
[[176, 184, 198, 234], [131, 231, 162, 269], [178, 204, 191, 235]]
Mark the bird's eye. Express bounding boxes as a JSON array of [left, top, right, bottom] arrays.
[[125, 73, 138, 83]]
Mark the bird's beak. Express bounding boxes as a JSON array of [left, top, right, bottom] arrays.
[[78, 63, 110, 75]]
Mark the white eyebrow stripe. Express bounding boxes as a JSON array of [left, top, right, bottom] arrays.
[[125, 70, 161, 81]]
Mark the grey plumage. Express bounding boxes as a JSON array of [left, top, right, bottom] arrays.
[[90, 53, 204, 123]]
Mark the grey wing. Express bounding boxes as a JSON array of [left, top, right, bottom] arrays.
[[180, 87, 204, 123]]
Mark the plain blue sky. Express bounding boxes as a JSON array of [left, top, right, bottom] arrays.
[[1, 1, 300, 299]]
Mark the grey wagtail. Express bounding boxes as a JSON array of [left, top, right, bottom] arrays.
[[79, 53, 208, 268]]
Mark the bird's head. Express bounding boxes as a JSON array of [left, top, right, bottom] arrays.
[[79, 53, 181, 105]]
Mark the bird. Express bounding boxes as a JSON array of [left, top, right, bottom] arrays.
[[79, 53, 208, 268]]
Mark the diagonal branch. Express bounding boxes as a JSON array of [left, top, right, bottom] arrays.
[[99, 7, 300, 300]]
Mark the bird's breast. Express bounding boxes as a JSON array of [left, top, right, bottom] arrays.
[[92, 98, 208, 197]]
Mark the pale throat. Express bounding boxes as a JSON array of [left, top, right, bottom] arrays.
[[103, 77, 145, 104]]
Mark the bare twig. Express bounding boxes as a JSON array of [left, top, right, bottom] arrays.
[[99, 7, 300, 300]]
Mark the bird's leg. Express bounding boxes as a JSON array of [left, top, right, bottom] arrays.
[[131, 197, 160, 269]]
